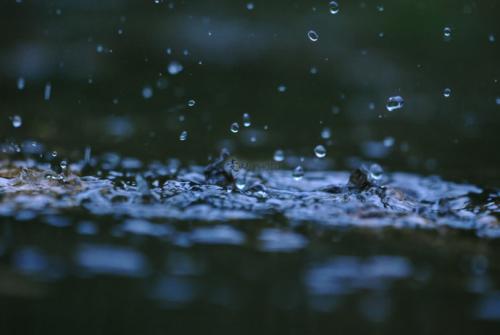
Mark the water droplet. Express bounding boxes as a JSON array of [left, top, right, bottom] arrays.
[[179, 130, 188, 141], [314, 145, 327, 158], [376, 4, 384, 12], [277, 84, 287, 93], [50, 151, 58, 158], [10, 115, 22, 128], [187, 99, 196, 107], [167, 61, 183, 75], [443, 27, 452, 41], [246, 2, 254, 10], [368, 163, 384, 182], [273, 150, 285, 162], [383, 136, 395, 147], [60, 160, 68, 170], [235, 177, 246, 190], [44, 82, 52, 101], [242, 113, 251, 127], [309, 66, 318, 75], [17, 77, 25, 90], [329, 1, 339, 14], [292, 165, 304, 181], [307, 30, 319, 42], [321, 127, 331, 139], [443, 88, 452, 98], [230, 122, 240, 133], [96, 44, 104, 53], [496, 97, 500, 105], [385, 96, 404, 112], [142, 86, 153, 99], [488, 34, 496, 43]]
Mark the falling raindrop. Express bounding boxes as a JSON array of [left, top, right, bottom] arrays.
[[292, 165, 304, 180], [167, 61, 183, 75], [10, 115, 22, 128], [179, 130, 188, 141], [44, 82, 52, 101], [242, 113, 251, 127], [495, 97, 500, 105], [321, 127, 331, 139], [187, 99, 196, 107], [443, 27, 452, 41], [17, 77, 25, 90], [274, 150, 285, 162], [385, 96, 404, 112], [329, 1, 339, 14], [307, 30, 319, 42], [368, 163, 384, 181], [488, 34, 496, 43], [277, 84, 287, 93], [246, 2, 254, 10], [314, 145, 327, 158], [383, 136, 395, 147], [230, 122, 240, 133], [142, 86, 153, 99], [376, 4, 384, 12], [443, 88, 452, 98], [96, 44, 104, 53]]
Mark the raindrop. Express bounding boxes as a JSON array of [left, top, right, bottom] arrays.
[[273, 150, 285, 162], [277, 84, 287, 93], [50, 151, 58, 158], [17, 77, 25, 90], [246, 2, 254, 10], [10, 115, 22, 128], [187, 99, 196, 107], [496, 97, 500, 105], [60, 160, 68, 171], [44, 82, 52, 101], [385, 96, 404, 112], [314, 145, 327, 158], [179, 130, 188, 141], [329, 1, 339, 14], [242, 113, 251, 127], [292, 166, 304, 181], [230, 122, 240, 133], [443, 27, 452, 41], [321, 127, 331, 139], [142, 86, 153, 99], [443, 88, 452, 98], [309, 66, 318, 75], [383, 136, 395, 147], [368, 163, 384, 181], [376, 4, 384, 12], [167, 61, 183, 75], [96, 44, 104, 53], [307, 30, 319, 42], [488, 34, 496, 43]]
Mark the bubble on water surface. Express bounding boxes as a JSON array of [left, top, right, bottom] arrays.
[[10, 115, 22, 128], [307, 30, 319, 42], [142, 86, 153, 99], [385, 96, 404, 112], [167, 61, 184, 75], [443, 88, 452, 98], [242, 113, 251, 127], [329, 1, 339, 14], [179, 130, 188, 141], [293, 165, 304, 180], [274, 150, 285, 162], [230, 122, 240, 133], [314, 145, 327, 158]]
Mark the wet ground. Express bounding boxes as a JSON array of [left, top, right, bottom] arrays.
[[1, 0, 500, 333]]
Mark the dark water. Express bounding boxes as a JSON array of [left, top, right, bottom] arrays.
[[1, 1, 500, 334]]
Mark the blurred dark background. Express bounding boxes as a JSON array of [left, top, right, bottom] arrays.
[[0, 0, 499, 185]]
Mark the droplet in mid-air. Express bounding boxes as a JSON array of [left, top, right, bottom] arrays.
[[495, 97, 500, 105], [307, 30, 319, 42], [368, 163, 384, 182], [292, 165, 304, 181], [242, 113, 251, 127], [376, 4, 384, 12], [44, 82, 52, 101], [10, 115, 22, 128], [179, 130, 188, 141], [488, 34, 496, 43], [246, 2, 254, 10], [167, 61, 184, 75], [329, 1, 339, 14], [385, 96, 404, 112], [443, 27, 452, 41], [274, 150, 285, 162], [321, 127, 331, 140], [314, 145, 327, 158], [277, 84, 287, 93], [142, 86, 153, 99], [235, 177, 246, 191], [187, 99, 196, 107], [443, 88, 452, 98], [17, 77, 25, 90], [230, 122, 240, 133]]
